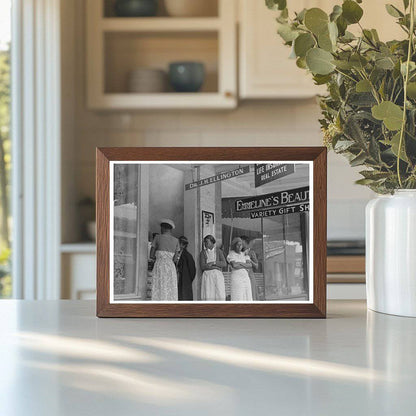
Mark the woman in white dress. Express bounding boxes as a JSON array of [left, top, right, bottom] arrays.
[[227, 237, 253, 301], [200, 235, 227, 301], [149, 219, 180, 301]]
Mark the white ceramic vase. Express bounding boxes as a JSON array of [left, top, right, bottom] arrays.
[[366, 190, 416, 317]]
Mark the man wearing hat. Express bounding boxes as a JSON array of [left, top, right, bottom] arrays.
[[176, 236, 196, 301]]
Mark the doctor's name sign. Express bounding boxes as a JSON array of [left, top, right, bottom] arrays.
[[185, 166, 250, 190]]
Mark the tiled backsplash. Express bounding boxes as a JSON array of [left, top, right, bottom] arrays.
[[71, 100, 373, 242]]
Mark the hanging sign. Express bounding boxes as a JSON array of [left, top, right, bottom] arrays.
[[185, 165, 250, 191], [254, 163, 295, 187], [235, 186, 309, 218], [249, 203, 309, 219]]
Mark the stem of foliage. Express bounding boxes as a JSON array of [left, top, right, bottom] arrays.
[[398, 0, 415, 188]]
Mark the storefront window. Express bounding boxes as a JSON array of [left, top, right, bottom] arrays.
[[113, 164, 139, 298]]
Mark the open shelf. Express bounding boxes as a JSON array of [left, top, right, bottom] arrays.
[[101, 17, 221, 32], [91, 92, 235, 109], [86, 0, 236, 109], [104, 31, 219, 94], [103, 0, 219, 18]]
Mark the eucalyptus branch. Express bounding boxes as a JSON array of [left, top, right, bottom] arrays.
[[334, 68, 358, 83], [358, 69, 381, 104], [397, 0, 415, 187]]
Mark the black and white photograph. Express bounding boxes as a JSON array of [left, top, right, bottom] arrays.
[[110, 161, 312, 303]]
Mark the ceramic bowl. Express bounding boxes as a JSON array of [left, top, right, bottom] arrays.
[[114, 0, 158, 17], [168, 62, 205, 93], [127, 68, 167, 93]]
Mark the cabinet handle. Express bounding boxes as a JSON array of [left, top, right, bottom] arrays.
[[225, 91, 234, 98]]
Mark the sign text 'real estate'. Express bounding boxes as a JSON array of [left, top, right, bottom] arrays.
[[254, 163, 295, 187]]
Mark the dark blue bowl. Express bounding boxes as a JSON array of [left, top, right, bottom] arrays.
[[169, 62, 205, 93], [114, 0, 158, 17]]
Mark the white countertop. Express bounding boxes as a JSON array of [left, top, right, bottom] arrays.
[[0, 300, 415, 415]]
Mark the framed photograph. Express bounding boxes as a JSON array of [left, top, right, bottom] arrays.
[[96, 147, 327, 318]]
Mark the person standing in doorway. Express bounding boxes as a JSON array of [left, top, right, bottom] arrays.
[[227, 237, 253, 301], [149, 219, 179, 301], [240, 236, 259, 301], [176, 236, 196, 301], [200, 235, 227, 301]]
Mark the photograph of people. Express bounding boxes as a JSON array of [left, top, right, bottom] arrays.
[[200, 235, 227, 301], [227, 237, 253, 301], [240, 235, 259, 301], [149, 219, 180, 301], [176, 236, 196, 301], [112, 162, 311, 303]]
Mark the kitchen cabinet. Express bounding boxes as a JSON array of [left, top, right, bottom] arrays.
[[238, 0, 329, 99], [61, 244, 96, 300], [86, 0, 237, 109], [238, 0, 404, 99]]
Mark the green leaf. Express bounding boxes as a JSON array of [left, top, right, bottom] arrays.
[[306, 48, 335, 75], [382, 132, 409, 162], [334, 139, 356, 152], [403, 0, 410, 9], [318, 31, 333, 52], [294, 33, 315, 57], [401, 61, 416, 76], [359, 170, 391, 180], [328, 21, 338, 45], [375, 56, 395, 70], [407, 82, 416, 99], [362, 29, 375, 44], [342, 0, 363, 24], [277, 23, 299, 42], [280, 8, 289, 19], [348, 92, 377, 107], [304, 8, 329, 35], [372, 101, 404, 130], [333, 59, 353, 70], [339, 31, 356, 43], [350, 53, 368, 69], [313, 74, 332, 85], [385, 4, 403, 18], [336, 15, 348, 36], [266, 0, 287, 11], [296, 57, 307, 69], [350, 152, 368, 167], [369, 136, 381, 162], [356, 79, 372, 92], [330, 5, 343, 22], [371, 29, 380, 42], [356, 178, 377, 185], [295, 8, 307, 22]]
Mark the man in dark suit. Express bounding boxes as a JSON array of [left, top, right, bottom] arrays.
[[176, 236, 196, 301]]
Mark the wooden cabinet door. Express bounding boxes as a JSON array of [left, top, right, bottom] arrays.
[[239, 0, 329, 99], [239, 0, 403, 99]]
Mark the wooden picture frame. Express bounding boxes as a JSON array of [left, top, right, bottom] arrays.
[[97, 147, 327, 318]]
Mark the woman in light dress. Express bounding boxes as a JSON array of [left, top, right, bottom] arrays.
[[240, 235, 259, 300], [200, 235, 227, 301], [227, 237, 253, 301], [149, 219, 180, 301]]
